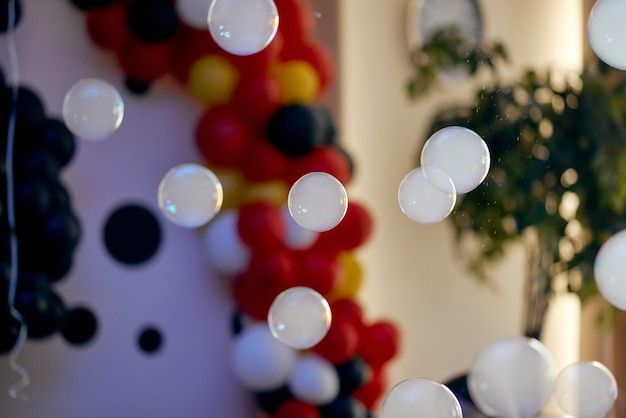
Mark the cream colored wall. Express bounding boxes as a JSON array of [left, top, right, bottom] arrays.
[[339, 0, 584, 387]]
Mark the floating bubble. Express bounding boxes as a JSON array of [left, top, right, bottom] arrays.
[[554, 361, 617, 418], [208, 0, 279, 56], [288, 172, 348, 232], [268, 286, 331, 350], [157, 163, 223, 228], [421, 126, 490, 194], [594, 229, 626, 309], [381, 378, 462, 418], [468, 336, 556, 418], [398, 168, 456, 224], [62, 78, 124, 141], [588, 0, 626, 70]]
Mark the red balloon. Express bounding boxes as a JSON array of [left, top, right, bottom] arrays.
[[274, 399, 321, 418], [274, 0, 314, 45], [248, 249, 296, 287], [353, 366, 387, 411], [195, 105, 253, 167], [282, 40, 335, 95], [170, 29, 221, 84], [231, 75, 282, 132], [330, 298, 364, 333], [313, 201, 374, 253], [292, 250, 340, 296], [239, 139, 289, 183], [313, 316, 359, 365], [117, 39, 174, 81], [358, 321, 401, 366], [86, 3, 132, 51], [231, 268, 292, 320], [237, 201, 285, 253], [286, 146, 351, 186]]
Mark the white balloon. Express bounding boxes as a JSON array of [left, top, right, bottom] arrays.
[[208, 0, 279, 56], [268, 286, 331, 350], [62, 78, 124, 141], [420, 126, 490, 194], [280, 204, 319, 249], [288, 354, 340, 405], [288, 172, 348, 232], [381, 378, 462, 418], [203, 210, 250, 276], [157, 163, 223, 229], [594, 229, 626, 310], [176, 0, 214, 29], [398, 168, 456, 224], [554, 361, 618, 418], [468, 336, 556, 418], [588, 0, 626, 70], [232, 323, 297, 391]]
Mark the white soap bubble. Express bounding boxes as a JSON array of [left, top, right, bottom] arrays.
[[268, 286, 331, 350], [554, 361, 618, 418], [157, 163, 223, 228], [208, 0, 279, 56], [398, 168, 456, 224], [232, 323, 297, 391], [594, 229, 626, 310], [288, 354, 340, 405], [588, 0, 626, 70], [381, 378, 462, 418], [288, 172, 348, 232], [421, 126, 490, 194], [468, 336, 556, 418], [62, 78, 124, 141], [176, 0, 214, 30]]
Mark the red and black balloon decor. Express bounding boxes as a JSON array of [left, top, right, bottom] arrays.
[[61, 0, 401, 416]]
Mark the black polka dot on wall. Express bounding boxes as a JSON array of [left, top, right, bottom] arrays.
[[62, 306, 98, 346], [103, 204, 161, 265], [138, 326, 163, 354]]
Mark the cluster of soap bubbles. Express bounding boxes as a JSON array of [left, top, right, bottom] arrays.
[[381, 336, 617, 418], [398, 126, 490, 224]]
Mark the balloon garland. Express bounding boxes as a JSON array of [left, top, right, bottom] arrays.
[[47, 0, 400, 416]]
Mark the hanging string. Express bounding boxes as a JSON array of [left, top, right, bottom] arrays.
[[5, 0, 30, 401]]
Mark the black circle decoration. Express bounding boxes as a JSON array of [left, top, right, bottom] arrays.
[[62, 306, 98, 346], [103, 203, 161, 265], [138, 326, 163, 354]]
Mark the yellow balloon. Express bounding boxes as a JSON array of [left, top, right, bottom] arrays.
[[187, 55, 238, 106], [240, 180, 288, 207], [210, 167, 247, 210], [327, 252, 363, 301], [276, 60, 320, 104]]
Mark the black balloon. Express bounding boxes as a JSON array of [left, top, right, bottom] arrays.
[[443, 373, 473, 403], [15, 177, 53, 223], [336, 356, 369, 396], [14, 288, 66, 339], [267, 104, 326, 157], [0, 86, 47, 143], [319, 396, 368, 418], [231, 311, 244, 336], [39, 118, 76, 168], [0, 0, 22, 33], [127, 0, 179, 43], [62, 306, 98, 346], [0, 307, 20, 353], [16, 146, 61, 181], [43, 210, 81, 256], [255, 386, 293, 414], [125, 78, 151, 96], [69, 0, 118, 11]]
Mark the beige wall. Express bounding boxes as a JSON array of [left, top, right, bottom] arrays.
[[339, 0, 584, 387]]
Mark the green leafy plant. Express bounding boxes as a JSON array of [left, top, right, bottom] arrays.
[[410, 29, 626, 337]]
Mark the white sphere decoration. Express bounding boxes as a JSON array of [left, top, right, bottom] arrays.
[[398, 167, 457, 224], [232, 323, 297, 391], [157, 163, 223, 228], [268, 286, 331, 350], [588, 0, 626, 70], [288, 354, 340, 405], [288, 172, 348, 232], [594, 229, 626, 310], [420, 126, 490, 194], [468, 336, 557, 418], [176, 0, 214, 29], [62, 78, 124, 141], [554, 361, 618, 418], [381, 378, 462, 418], [280, 204, 319, 249], [208, 0, 279, 56], [203, 210, 250, 276]]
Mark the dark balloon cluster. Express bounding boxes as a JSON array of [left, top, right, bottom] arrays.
[[0, 68, 97, 353]]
